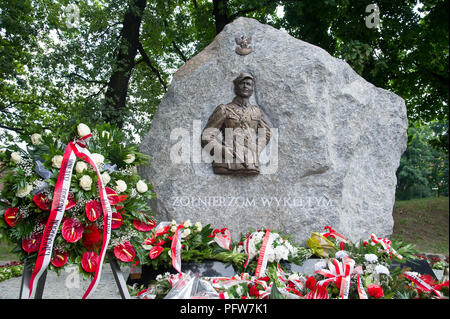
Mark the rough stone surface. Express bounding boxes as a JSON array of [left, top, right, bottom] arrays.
[[139, 17, 408, 244]]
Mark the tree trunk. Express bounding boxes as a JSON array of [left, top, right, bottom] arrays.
[[212, 0, 230, 34], [103, 0, 147, 128]]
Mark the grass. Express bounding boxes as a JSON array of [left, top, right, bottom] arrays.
[[0, 197, 448, 262], [391, 196, 449, 255]]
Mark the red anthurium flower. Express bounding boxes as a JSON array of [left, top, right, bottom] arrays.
[[155, 225, 170, 237], [367, 283, 384, 299], [65, 193, 77, 210], [22, 233, 42, 254], [305, 285, 329, 299], [149, 246, 164, 259], [4, 207, 20, 227], [105, 187, 119, 205], [61, 218, 84, 243], [85, 200, 102, 222], [143, 236, 156, 246], [111, 212, 123, 229], [118, 195, 127, 202], [114, 241, 135, 262], [81, 251, 99, 273], [82, 224, 102, 250], [32, 193, 51, 211], [51, 250, 68, 267], [306, 276, 317, 290], [133, 214, 156, 232]]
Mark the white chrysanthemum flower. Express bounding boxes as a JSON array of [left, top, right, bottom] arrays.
[[274, 245, 290, 261], [51, 155, 63, 168], [79, 175, 93, 191], [364, 253, 378, 263], [375, 264, 390, 275], [77, 123, 91, 138], [184, 220, 192, 228], [31, 133, 43, 145], [136, 180, 148, 193], [11, 152, 22, 164]]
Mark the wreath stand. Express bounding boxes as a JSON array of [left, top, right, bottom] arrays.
[[19, 252, 131, 299]]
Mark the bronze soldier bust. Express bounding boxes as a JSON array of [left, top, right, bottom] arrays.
[[201, 73, 271, 175]]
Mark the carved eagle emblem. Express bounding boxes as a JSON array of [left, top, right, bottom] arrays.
[[235, 35, 253, 55]]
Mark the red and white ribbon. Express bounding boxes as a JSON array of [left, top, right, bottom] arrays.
[[315, 257, 362, 299], [254, 229, 275, 277], [243, 233, 253, 268], [171, 224, 184, 273], [211, 228, 231, 250], [322, 226, 348, 243], [370, 234, 403, 260], [403, 271, 444, 298], [28, 136, 113, 299]]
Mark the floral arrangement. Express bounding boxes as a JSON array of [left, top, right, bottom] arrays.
[[0, 123, 156, 276], [138, 227, 448, 299], [0, 261, 24, 283]]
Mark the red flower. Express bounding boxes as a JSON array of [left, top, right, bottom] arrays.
[[155, 225, 170, 237], [32, 193, 51, 211], [111, 212, 123, 229], [339, 242, 345, 250], [305, 285, 329, 299], [435, 281, 449, 291], [4, 207, 20, 227], [85, 200, 101, 222], [367, 284, 384, 299], [133, 214, 156, 232], [306, 276, 317, 290], [249, 284, 260, 297], [105, 187, 119, 205], [114, 241, 136, 262], [65, 193, 77, 210], [81, 251, 99, 273], [82, 224, 102, 250], [51, 250, 68, 267], [22, 233, 42, 254], [61, 218, 84, 243], [143, 236, 156, 246], [258, 276, 271, 282], [149, 246, 164, 259]]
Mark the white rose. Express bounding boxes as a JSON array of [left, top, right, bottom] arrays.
[[79, 175, 93, 191], [77, 123, 91, 138], [184, 220, 192, 228], [31, 133, 43, 145], [181, 228, 191, 238], [124, 153, 135, 164], [170, 220, 177, 226], [194, 222, 202, 232], [170, 225, 177, 233], [136, 180, 148, 193], [10, 152, 22, 164], [51, 155, 63, 168], [101, 172, 111, 185], [115, 180, 127, 193], [75, 161, 88, 174], [15, 184, 33, 198], [90, 153, 104, 166]]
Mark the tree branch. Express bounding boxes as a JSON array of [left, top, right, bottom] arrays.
[[0, 124, 24, 134], [172, 41, 188, 62], [137, 41, 168, 91], [63, 72, 108, 85]]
